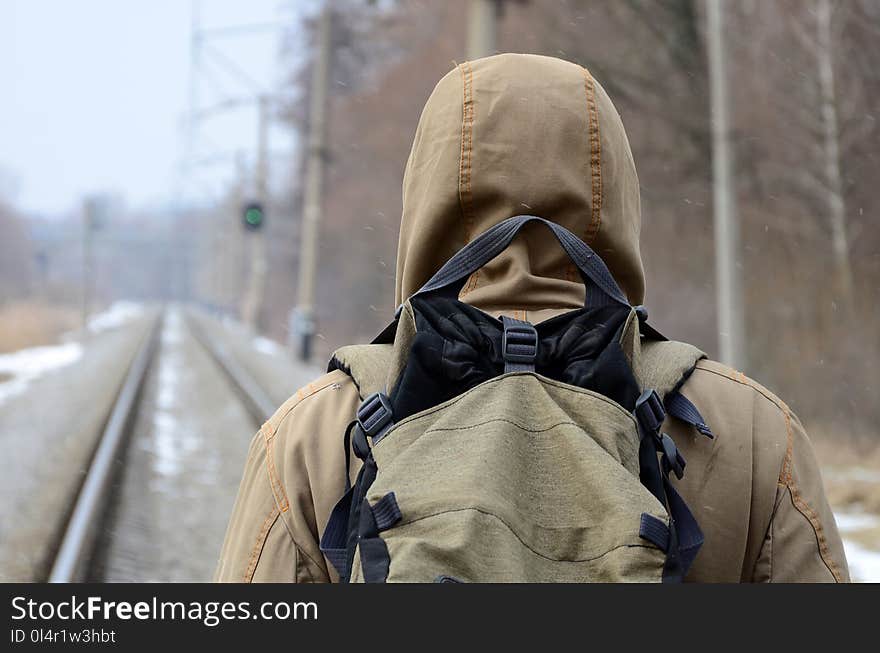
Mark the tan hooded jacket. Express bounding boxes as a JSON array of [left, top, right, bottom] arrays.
[[215, 54, 848, 583]]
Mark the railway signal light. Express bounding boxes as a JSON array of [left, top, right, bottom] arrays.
[[243, 201, 265, 231]]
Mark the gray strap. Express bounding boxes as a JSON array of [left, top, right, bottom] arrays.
[[407, 215, 630, 309]]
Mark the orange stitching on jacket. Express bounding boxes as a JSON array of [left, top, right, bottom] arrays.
[[779, 407, 794, 485], [583, 68, 602, 243], [458, 61, 479, 295], [243, 505, 279, 582], [261, 373, 350, 515], [787, 483, 842, 581], [263, 424, 289, 513], [695, 361, 842, 581], [778, 407, 842, 581], [267, 373, 349, 431]]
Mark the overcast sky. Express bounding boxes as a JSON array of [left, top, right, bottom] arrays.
[[0, 0, 300, 217]]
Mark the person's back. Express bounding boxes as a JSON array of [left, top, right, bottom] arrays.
[[215, 53, 848, 583]]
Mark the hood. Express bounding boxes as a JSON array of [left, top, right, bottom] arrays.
[[394, 53, 644, 313]]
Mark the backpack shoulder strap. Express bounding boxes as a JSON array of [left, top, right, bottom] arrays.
[[624, 314, 710, 580], [620, 309, 706, 399], [621, 310, 712, 438], [328, 300, 420, 402], [329, 343, 394, 400], [636, 340, 713, 438], [636, 339, 705, 399]]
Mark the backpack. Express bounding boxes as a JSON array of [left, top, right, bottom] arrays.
[[320, 215, 713, 583]]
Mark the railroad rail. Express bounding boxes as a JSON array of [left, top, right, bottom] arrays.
[[184, 310, 277, 425], [45, 308, 276, 582]]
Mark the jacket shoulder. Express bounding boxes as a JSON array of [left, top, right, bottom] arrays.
[[686, 359, 793, 472], [688, 360, 847, 582], [693, 359, 793, 415], [260, 368, 361, 513], [262, 370, 359, 438]]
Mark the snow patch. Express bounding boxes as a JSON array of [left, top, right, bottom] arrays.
[[0, 342, 83, 406], [150, 309, 203, 483], [88, 301, 144, 334], [252, 336, 285, 357], [843, 539, 880, 583], [835, 511, 880, 582], [153, 310, 185, 477], [835, 512, 878, 533]]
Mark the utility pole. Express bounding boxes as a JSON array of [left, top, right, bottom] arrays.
[[706, 0, 745, 369], [80, 194, 108, 339], [294, 1, 332, 362], [241, 95, 270, 329], [81, 198, 96, 340], [467, 0, 499, 59]]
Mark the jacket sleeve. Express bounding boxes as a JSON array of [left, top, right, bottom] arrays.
[[214, 431, 299, 582], [214, 371, 359, 583], [752, 411, 850, 582]]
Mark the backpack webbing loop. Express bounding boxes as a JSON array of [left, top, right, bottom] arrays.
[[666, 391, 713, 438], [634, 389, 704, 581], [638, 513, 670, 552]]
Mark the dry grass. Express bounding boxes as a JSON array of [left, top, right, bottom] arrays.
[[826, 482, 880, 515], [843, 523, 880, 550], [809, 430, 880, 513], [0, 300, 80, 353]]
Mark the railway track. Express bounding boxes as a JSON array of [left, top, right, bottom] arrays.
[[45, 306, 279, 583]]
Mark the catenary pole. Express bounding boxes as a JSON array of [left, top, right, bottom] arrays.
[[242, 95, 270, 329], [294, 1, 332, 361], [706, 0, 745, 368]]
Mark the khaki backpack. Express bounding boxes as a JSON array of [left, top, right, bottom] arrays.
[[321, 216, 712, 583]]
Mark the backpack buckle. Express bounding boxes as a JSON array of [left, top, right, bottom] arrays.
[[502, 320, 538, 366], [661, 433, 686, 480], [635, 389, 666, 434], [357, 392, 394, 439]]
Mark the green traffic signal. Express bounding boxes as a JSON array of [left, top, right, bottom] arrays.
[[246, 207, 262, 226], [243, 202, 264, 230]]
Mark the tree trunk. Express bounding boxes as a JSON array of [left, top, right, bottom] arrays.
[[816, 0, 854, 310]]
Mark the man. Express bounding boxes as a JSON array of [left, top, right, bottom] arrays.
[[215, 54, 848, 583]]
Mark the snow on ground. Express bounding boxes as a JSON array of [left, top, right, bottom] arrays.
[[835, 511, 880, 583], [0, 342, 83, 406], [88, 301, 144, 334], [843, 540, 880, 583], [152, 308, 186, 479], [252, 335, 286, 357], [0, 302, 143, 407]]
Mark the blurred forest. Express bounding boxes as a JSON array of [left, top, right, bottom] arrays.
[[2, 0, 878, 437], [286, 0, 880, 437]]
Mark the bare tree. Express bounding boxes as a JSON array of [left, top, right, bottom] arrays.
[[815, 0, 854, 308]]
